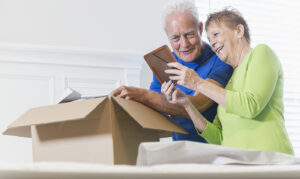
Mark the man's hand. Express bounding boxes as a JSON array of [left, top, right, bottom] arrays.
[[110, 86, 147, 102], [110, 79, 219, 118]]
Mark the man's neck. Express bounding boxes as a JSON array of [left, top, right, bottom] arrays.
[[199, 41, 207, 56]]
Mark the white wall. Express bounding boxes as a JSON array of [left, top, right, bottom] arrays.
[[0, 0, 177, 163], [0, 0, 171, 52]]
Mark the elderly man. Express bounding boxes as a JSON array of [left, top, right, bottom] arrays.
[[111, 1, 233, 142]]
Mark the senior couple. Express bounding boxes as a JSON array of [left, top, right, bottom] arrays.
[[111, 1, 294, 155]]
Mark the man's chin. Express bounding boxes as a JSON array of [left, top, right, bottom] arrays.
[[180, 55, 195, 62]]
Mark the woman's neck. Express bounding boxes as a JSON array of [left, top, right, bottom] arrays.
[[232, 40, 251, 69]]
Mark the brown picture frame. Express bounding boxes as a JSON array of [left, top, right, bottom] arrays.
[[144, 45, 177, 84]]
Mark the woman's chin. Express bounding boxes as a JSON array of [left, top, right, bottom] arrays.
[[217, 55, 225, 61], [218, 56, 230, 64]]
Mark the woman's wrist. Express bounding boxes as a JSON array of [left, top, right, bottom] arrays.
[[182, 99, 193, 109], [195, 77, 205, 92], [182, 99, 207, 132]]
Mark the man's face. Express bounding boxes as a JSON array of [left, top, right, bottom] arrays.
[[165, 12, 203, 62]]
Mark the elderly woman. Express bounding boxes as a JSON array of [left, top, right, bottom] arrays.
[[163, 9, 294, 155]]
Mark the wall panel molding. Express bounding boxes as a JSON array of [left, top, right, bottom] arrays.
[[0, 73, 55, 104], [0, 43, 144, 69], [64, 76, 122, 96]]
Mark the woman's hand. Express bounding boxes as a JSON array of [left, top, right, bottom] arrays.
[[170, 88, 191, 107], [161, 80, 175, 100], [161, 81, 190, 107], [162, 79, 208, 132], [165, 62, 203, 91]]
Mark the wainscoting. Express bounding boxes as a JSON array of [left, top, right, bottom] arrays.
[[0, 44, 144, 162]]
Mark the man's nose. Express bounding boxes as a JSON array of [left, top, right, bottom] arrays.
[[180, 37, 190, 48]]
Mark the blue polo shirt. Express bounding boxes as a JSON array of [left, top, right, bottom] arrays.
[[149, 44, 233, 142]]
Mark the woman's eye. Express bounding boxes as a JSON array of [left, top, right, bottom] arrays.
[[214, 33, 219, 37]]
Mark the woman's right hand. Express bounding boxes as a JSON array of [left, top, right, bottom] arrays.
[[165, 62, 203, 91]]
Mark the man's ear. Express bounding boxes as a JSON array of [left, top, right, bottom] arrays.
[[236, 24, 245, 39], [198, 21, 203, 36]]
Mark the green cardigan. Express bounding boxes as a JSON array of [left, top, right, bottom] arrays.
[[200, 44, 294, 155]]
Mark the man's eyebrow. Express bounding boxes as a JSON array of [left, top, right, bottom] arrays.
[[184, 29, 195, 35], [168, 34, 179, 39], [168, 29, 196, 39]]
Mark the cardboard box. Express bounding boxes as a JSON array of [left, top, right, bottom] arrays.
[[3, 96, 186, 165]]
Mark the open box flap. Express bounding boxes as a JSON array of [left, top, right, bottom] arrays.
[[112, 97, 186, 134], [3, 97, 107, 137]]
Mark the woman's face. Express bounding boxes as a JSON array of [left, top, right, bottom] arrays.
[[206, 21, 239, 64]]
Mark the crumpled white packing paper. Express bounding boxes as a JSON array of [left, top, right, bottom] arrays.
[[136, 141, 300, 166]]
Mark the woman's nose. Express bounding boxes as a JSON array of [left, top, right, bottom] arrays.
[[210, 39, 217, 48]]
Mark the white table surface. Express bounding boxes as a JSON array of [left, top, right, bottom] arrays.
[[1, 162, 300, 179]]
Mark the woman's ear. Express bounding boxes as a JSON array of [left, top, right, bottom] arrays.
[[236, 24, 245, 39]]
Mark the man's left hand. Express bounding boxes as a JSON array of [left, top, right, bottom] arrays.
[[110, 86, 146, 102]]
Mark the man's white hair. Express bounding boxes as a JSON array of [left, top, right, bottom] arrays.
[[162, 1, 199, 31]]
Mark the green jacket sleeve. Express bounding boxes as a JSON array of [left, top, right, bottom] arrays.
[[226, 44, 280, 118], [198, 115, 223, 144]]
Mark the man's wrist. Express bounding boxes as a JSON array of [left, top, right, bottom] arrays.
[[139, 89, 150, 103]]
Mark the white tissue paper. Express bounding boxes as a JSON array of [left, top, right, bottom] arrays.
[[136, 141, 300, 166]]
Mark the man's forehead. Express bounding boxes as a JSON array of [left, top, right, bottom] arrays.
[[166, 12, 196, 25], [165, 14, 198, 31], [167, 12, 195, 21]]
